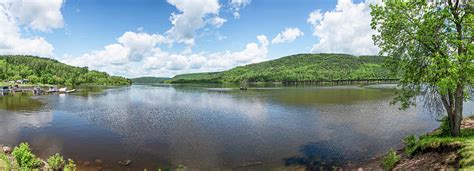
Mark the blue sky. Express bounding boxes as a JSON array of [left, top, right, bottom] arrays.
[[0, 0, 378, 77]]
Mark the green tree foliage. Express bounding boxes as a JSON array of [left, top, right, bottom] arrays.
[[371, 1, 473, 136], [0, 55, 131, 86], [168, 53, 395, 83]]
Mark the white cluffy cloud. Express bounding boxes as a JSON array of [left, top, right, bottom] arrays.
[[307, 0, 379, 55], [271, 27, 304, 44], [165, 0, 221, 46], [63, 32, 269, 78], [0, 0, 64, 57], [10, 0, 64, 32], [230, 0, 251, 19]]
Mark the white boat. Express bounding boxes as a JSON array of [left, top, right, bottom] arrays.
[[58, 87, 76, 93]]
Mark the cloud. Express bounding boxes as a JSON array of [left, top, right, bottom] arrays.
[[63, 32, 269, 78], [64, 31, 170, 67], [271, 27, 304, 44], [307, 10, 323, 26], [230, 0, 251, 19], [188, 54, 206, 69], [206, 35, 268, 68], [165, 0, 221, 46], [208, 16, 226, 28], [307, 0, 379, 55], [10, 0, 64, 32], [118, 31, 169, 61], [0, 0, 64, 57]]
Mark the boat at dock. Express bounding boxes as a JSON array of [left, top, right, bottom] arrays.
[[58, 87, 76, 93], [47, 87, 58, 93]]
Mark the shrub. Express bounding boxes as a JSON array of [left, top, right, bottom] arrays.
[[47, 153, 65, 170], [439, 116, 451, 137], [11, 143, 42, 169], [64, 158, 76, 171], [382, 149, 400, 170], [403, 134, 418, 156]]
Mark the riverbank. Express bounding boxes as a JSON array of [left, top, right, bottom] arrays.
[[349, 116, 474, 170]]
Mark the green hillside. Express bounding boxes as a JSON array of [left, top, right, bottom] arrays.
[[0, 55, 131, 86], [131, 77, 171, 84], [169, 53, 395, 84]]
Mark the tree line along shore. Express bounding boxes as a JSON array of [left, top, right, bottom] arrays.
[[132, 53, 397, 84], [0, 55, 131, 87]]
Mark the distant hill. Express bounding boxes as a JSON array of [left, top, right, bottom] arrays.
[[131, 77, 171, 84], [168, 53, 395, 84], [0, 55, 131, 86]]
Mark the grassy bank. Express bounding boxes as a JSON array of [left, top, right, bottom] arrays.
[[377, 117, 474, 170]]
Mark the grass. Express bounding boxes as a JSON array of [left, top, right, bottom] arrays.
[[403, 127, 474, 169], [0, 153, 11, 170], [382, 149, 401, 170], [460, 139, 474, 169]]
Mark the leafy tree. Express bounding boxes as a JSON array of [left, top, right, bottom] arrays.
[[10, 75, 21, 81], [27, 75, 40, 84], [371, 0, 473, 136]]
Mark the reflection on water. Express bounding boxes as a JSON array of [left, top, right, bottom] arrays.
[[0, 85, 473, 170], [0, 94, 43, 112]]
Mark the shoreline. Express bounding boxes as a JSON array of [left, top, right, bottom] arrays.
[[351, 117, 474, 170]]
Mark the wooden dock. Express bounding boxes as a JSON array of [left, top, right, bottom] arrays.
[[282, 79, 399, 86], [1, 86, 43, 95]]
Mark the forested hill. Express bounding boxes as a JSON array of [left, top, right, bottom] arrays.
[[0, 55, 131, 86], [169, 53, 395, 84], [131, 77, 171, 84]]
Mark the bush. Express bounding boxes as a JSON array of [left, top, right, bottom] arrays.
[[439, 116, 451, 137], [64, 159, 76, 171], [11, 143, 42, 169], [403, 134, 418, 156], [47, 153, 65, 170], [382, 149, 401, 170]]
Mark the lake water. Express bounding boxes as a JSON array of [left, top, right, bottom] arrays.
[[0, 85, 473, 170]]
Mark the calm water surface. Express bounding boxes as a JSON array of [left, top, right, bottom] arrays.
[[0, 85, 473, 170]]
